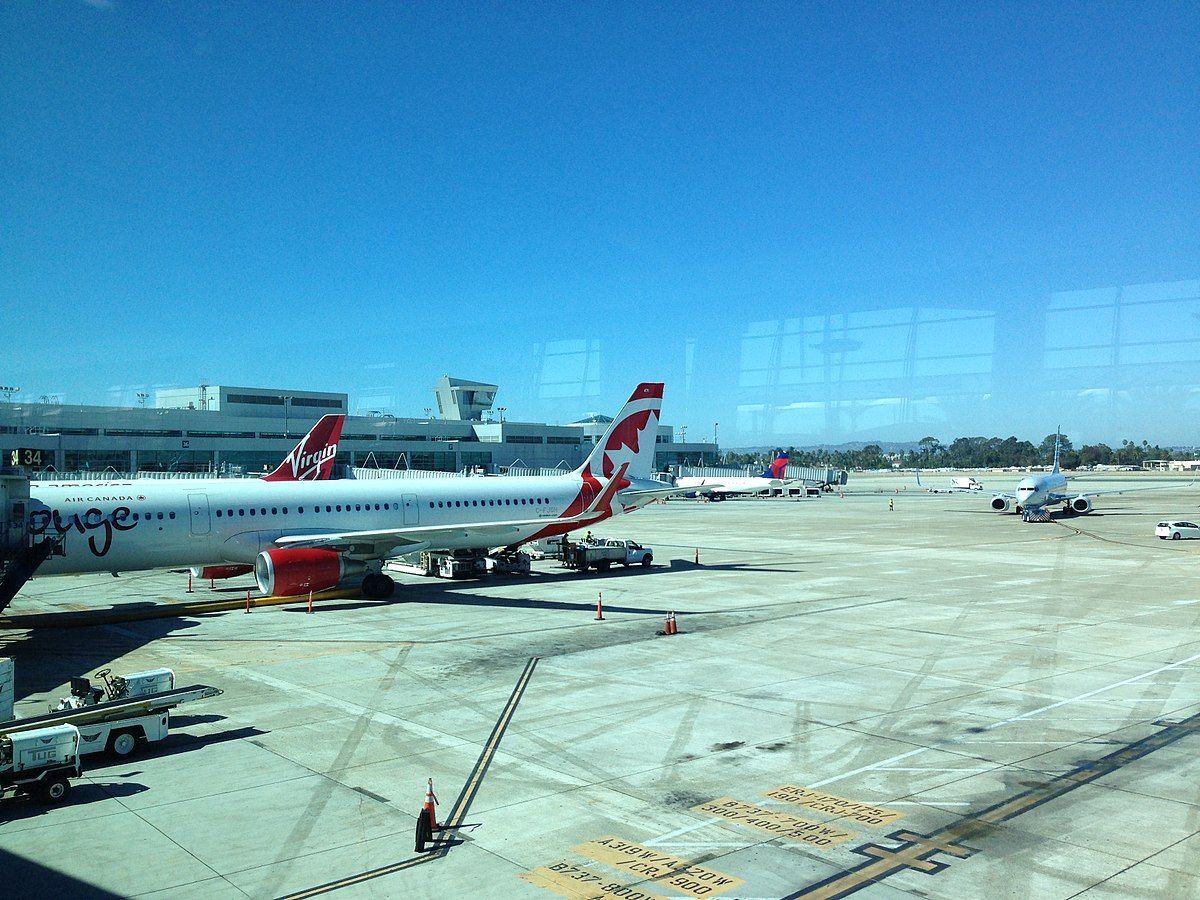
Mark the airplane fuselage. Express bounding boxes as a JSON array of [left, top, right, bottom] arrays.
[[27, 474, 637, 576], [1014, 471, 1068, 510]]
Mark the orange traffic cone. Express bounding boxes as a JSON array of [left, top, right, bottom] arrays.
[[423, 778, 439, 830], [186, 573, 193, 594], [595, 592, 604, 621], [245, 590, 251, 613], [668, 611, 678, 635]]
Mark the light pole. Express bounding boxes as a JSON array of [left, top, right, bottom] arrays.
[[136, 392, 149, 407], [714, 422, 719, 464], [0, 386, 20, 403], [497, 407, 507, 423], [282, 396, 293, 438]]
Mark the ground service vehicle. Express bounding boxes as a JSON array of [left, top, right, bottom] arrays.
[[0, 724, 83, 804], [566, 539, 653, 571]]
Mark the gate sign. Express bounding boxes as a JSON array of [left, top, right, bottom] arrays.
[[9, 448, 46, 469]]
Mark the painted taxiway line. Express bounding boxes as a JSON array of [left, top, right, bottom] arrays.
[[983, 652, 1200, 730]]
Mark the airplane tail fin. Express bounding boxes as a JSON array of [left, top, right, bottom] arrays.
[[575, 383, 663, 480], [768, 452, 790, 479], [262, 414, 345, 481], [1052, 428, 1062, 474]]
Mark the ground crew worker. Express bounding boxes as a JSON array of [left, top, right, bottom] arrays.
[[889, 498, 894, 512]]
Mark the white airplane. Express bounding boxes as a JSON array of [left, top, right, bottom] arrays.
[[988, 434, 1186, 521], [915, 473, 984, 493], [19, 383, 682, 599], [669, 452, 797, 500]]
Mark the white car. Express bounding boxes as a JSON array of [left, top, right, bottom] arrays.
[[1156, 521, 1200, 540]]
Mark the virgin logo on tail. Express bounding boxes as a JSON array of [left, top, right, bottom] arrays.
[[262, 415, 345, 482]]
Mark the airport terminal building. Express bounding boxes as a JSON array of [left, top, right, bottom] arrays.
[[0, 377, 717, 477]]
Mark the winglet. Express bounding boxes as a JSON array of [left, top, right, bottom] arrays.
[[262, 414, 345, 481], [584, 462, 630, 516]]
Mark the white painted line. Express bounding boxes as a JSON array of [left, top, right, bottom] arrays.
[[874, 767, 994, 773], [807, 747, 927, 788], [984, 652, 1200, 730], [887, 801, 972, 806], [1068, 698, 1200, 703], [954, 740, 1071, 744], [644, 817, 719, 846]]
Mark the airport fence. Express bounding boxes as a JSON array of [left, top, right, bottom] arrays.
[[350, 467, 469, 480]]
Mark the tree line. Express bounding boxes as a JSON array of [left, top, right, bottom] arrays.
[[722, 435, 1193, 471]]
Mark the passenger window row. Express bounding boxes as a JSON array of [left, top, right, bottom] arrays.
[[429, 497, 549, 509], [215, 502, 394, 518]]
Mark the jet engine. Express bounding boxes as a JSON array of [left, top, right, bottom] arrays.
[[254, 548, 366, 597], [190, 564, 253, 580], [990, 496, 1011, 512], [1070, 496, 1093, 514]]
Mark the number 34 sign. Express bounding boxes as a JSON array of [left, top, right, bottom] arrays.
[[9, 448, 46, 468]]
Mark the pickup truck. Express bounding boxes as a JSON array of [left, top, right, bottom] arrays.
[[565, 539, 653, 572]]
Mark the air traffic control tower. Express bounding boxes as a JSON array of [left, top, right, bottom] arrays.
[[433, 376, 498, 421]]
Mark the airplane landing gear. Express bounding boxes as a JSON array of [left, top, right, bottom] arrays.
[[362, 573, 396, 599]]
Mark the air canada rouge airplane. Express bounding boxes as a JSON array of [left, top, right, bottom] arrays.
[[22, 383, 685, 599]]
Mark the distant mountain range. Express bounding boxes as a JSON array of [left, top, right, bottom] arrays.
[[728, 441, 922, 453]]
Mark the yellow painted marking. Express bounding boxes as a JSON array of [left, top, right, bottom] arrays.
[[284, 854, 437, 899], [520, 862, 668, 900], [0, 588, 360, 629], [860, 846, 940, 872], [280, 659, 539, 899], [573, 836, 744, 897], [434, 656, 537, 839], [890, 831, 971, 857], [764, 785, 903, 827], [693, 798, 857, 847]]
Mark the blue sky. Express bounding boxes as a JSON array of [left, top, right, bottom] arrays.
[[2, 3, 1198, 445]]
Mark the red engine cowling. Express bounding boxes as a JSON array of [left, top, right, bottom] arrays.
[[255, 548, 365, 597], [190, 564, 254, 580]]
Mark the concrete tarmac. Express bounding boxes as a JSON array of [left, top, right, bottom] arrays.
[[3, 472, 1200, 898]]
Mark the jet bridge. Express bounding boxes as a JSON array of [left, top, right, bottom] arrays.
[[0, 469, 55, 612]]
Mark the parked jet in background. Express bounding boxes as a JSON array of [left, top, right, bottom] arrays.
[[988, 434, 1187, 521], [916, 473, 984, 493], [17, 383, 686, 601], [671, 452, 796, 500]]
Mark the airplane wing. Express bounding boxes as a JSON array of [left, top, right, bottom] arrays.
[[274, 463, 631, 558], [614, 482, 724, 511], [275, 518, 554, 557], [1049, 480, 1193, 503]]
